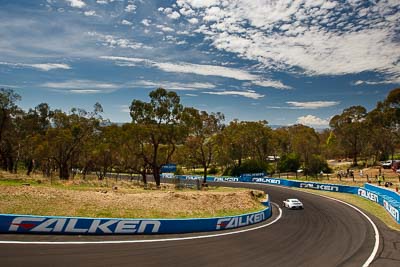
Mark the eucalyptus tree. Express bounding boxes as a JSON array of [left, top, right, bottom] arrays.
[[16, 103, 53, 175], [218, 120, 248, 169], [181, 108, 224, 184], [287, 124, 321, 173], [0, 88, 21, 171], [44, 103, 103, 179], [330, 106, 368, 166], [129, 88, 188, 187], [119, 123, 150, 184], [366, 88, 400, 162], [90, 124, 120, 180]]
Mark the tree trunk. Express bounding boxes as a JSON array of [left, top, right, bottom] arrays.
[[59, 161, 69, 180], [26, 159, 33, 176], [153, 167, 161, 187], [203, 165, 208, 184], [142, 172, 147, 184]]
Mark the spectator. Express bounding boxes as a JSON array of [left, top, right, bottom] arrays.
[[378, 175, 383, 186]]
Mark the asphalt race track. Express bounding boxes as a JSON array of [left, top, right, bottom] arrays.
[[1, 183, 399, 267]]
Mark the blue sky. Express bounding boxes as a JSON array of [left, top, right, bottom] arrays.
[[0, 0, 399, 127]]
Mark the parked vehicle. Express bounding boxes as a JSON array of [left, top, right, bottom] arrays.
[[381, 160, 400, 169]]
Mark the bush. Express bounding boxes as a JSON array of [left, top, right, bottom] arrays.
[[208, 166, 218, 175], [307, 155, 332, 175], [278, 153, 301, 172], [226, 160, 270, 177]]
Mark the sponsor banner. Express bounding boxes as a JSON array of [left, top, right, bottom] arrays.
[[383, 200, 400, 223], [364, 184, 400, 203], [161, 173, 175, 179], [213, 177, 240, 182], [175, 175, 202, 180], [240, 172, 266, 182], [252, 177, 282, 185], [357, 188, 381, 204], [160, 164, 177, 173], [0, 201, 271, 235], [250, 177, 359, 194]]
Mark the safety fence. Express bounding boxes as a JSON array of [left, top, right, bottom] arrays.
[[0, 199, 271, 235]]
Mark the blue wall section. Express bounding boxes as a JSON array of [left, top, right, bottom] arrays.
[[0, 201, 271, 235]]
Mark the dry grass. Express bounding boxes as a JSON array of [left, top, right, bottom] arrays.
[[0, 172, 266, 219]]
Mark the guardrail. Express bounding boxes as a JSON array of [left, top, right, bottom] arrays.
[[0, 200, 271, 235]]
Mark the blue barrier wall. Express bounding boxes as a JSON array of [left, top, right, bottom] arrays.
[[364, 183, 400, 203], [249, 177, 399, 224], [363, 184, 400, 224], [250, 177, 359, 194], [0, 201, 271, 235], [152, 174, 400, 224]]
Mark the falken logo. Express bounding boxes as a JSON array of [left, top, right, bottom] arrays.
[[214, 177, 239, 182], [9, 217, 161, 234], [252, 178, 281, 184], [357, 189, 379, 203], [185, 176, 202, 180], [299, 183, 339, 192], [216, 212, 265, 230], [383, 200, 399, 222]]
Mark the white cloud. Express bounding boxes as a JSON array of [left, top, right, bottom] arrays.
[[130, 80, 216, 90], [167, 11, 181, 20], [353, 75, 400, 85], [0, 62, 71, 71], [157, 25, 175, 32], [100, 56, 148, 64], [88, 32, 146, 49], [171, 0, 400, 80], [69, 89, 103, 94], [252, 80, 291, 90], [121, 20, 133, 26], [41, 79, 119, 93], [188, 18, 199, 24], [125, 4, 136, 12], [155, 61, 259, 81], [286, 101, 340, 109], [297, 115, 329, 126], [204, 90, 264, 99], [65, 0, 86, 8], [84, 10, 97, 16], [141, 19, 151, 26], [182, 0, 220, 8], [100, 56, 288, 89], [119, 105, 130, 113]]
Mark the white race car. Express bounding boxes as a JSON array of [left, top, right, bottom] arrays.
[[283, 198, 304, 209]]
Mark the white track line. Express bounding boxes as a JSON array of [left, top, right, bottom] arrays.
[[242, 183, 379, 267], [303, 191, 380, 267], [0, 203, 282, 245]]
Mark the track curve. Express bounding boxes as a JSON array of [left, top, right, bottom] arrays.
[[1, 183, 399, 267]]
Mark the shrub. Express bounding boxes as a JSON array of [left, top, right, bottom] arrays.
[[278, 153, 301, 173], [227, 160, 270, 177]]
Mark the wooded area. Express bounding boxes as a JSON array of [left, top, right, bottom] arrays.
[[0, 87, 399, 187]]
